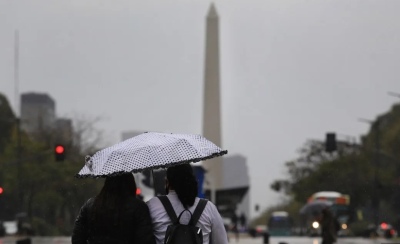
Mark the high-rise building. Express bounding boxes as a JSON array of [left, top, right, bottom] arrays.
[[20, 92, 56, 135]]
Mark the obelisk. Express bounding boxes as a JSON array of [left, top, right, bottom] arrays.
[[202, 3, 222, 201]]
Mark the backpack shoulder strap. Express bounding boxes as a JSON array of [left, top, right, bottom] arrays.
[[190, 199, 208, 226], [157, 196, 178, 223]]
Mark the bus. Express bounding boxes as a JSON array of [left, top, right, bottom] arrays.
[[267, 211, 292, 236], [305, 191, 350, 236]]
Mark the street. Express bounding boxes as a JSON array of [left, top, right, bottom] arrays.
[[0, 236, 398, 244], [232, 237, 399, 244]]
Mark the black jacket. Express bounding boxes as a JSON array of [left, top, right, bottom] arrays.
[[72, 197, 156, 244]]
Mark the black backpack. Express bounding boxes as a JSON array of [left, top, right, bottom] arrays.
[[157, 196, 208, 244]]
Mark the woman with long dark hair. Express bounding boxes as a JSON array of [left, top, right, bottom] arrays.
[[147, 164, 228, 244], [72, 173, 155, 244]]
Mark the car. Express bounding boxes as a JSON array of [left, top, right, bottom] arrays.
[[2, 221, 17, 235], [248, 225, 267, 237], [361, 222, 398, 238], [376, 223, 397, 239]]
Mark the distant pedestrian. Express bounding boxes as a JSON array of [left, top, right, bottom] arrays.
[[231, 213, 239, 242], [72, 173, 155, 244], [320, 207, 337, 244], [240, 213, 247, 231]]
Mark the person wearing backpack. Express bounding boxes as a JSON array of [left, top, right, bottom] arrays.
[[147, 164, 229, 244]]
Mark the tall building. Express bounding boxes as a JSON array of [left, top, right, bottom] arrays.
[[20, 92, 56, 135], [202, 4, 250, 220]]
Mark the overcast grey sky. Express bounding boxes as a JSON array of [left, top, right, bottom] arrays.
[[1, 0, 400, 218]]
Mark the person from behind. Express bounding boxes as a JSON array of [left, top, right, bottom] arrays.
[[240, 212, 247, 231], [231, 213, 239, 242], [72, 173, 156, 244], [147, 164, 229, 244], [320, 207, 337, 244]]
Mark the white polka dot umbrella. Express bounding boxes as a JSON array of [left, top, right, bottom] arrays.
[[75, 132, 228, 178]]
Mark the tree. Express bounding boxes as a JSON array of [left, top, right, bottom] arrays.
[[0, 94, 16, 153], [270, 139, 359, 201], [0, 93, 104, 235], [270, 102, 400, 225]]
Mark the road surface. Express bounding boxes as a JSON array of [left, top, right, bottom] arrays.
[[0, 236, 397, 244]]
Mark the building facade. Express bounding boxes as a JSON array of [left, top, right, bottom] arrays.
[[20, 92, 56, 135]]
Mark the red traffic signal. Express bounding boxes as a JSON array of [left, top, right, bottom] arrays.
[[54, 144, 66, 162], [0, 187, 3, 194], [55, 145, 65, 154], [136, 188, 142, 195]]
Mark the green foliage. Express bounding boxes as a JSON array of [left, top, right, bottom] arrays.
[[0, 93, 104, 236], [0, 93, 16, 153], [31, 217, 59, 236], [270, 102, 400, 225], [349, 220, 371, 236]]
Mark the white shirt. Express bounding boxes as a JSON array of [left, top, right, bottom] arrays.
[[147, 191, 229, 244]]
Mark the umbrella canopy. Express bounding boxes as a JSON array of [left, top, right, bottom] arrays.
[[299, 200, 333, 215], [75, 132, 227, 178]]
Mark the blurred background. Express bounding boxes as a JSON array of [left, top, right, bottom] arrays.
[[1, 0, 400, 241]]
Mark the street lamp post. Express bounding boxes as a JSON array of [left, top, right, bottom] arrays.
[[13, 30, 23, 214]]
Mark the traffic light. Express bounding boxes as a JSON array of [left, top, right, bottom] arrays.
[[325, 133, 337, 152], [54, 144, 66, 161], [0, 187, 3, 194]]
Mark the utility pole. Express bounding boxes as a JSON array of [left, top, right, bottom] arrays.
[[373, 119, 381, 227], [359, 118, 381, 226], [14, 30, 19, 118], [14, 30, 23, 213]]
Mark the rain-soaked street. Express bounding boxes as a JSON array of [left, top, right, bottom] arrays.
[[0, 236, 398, 244]]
